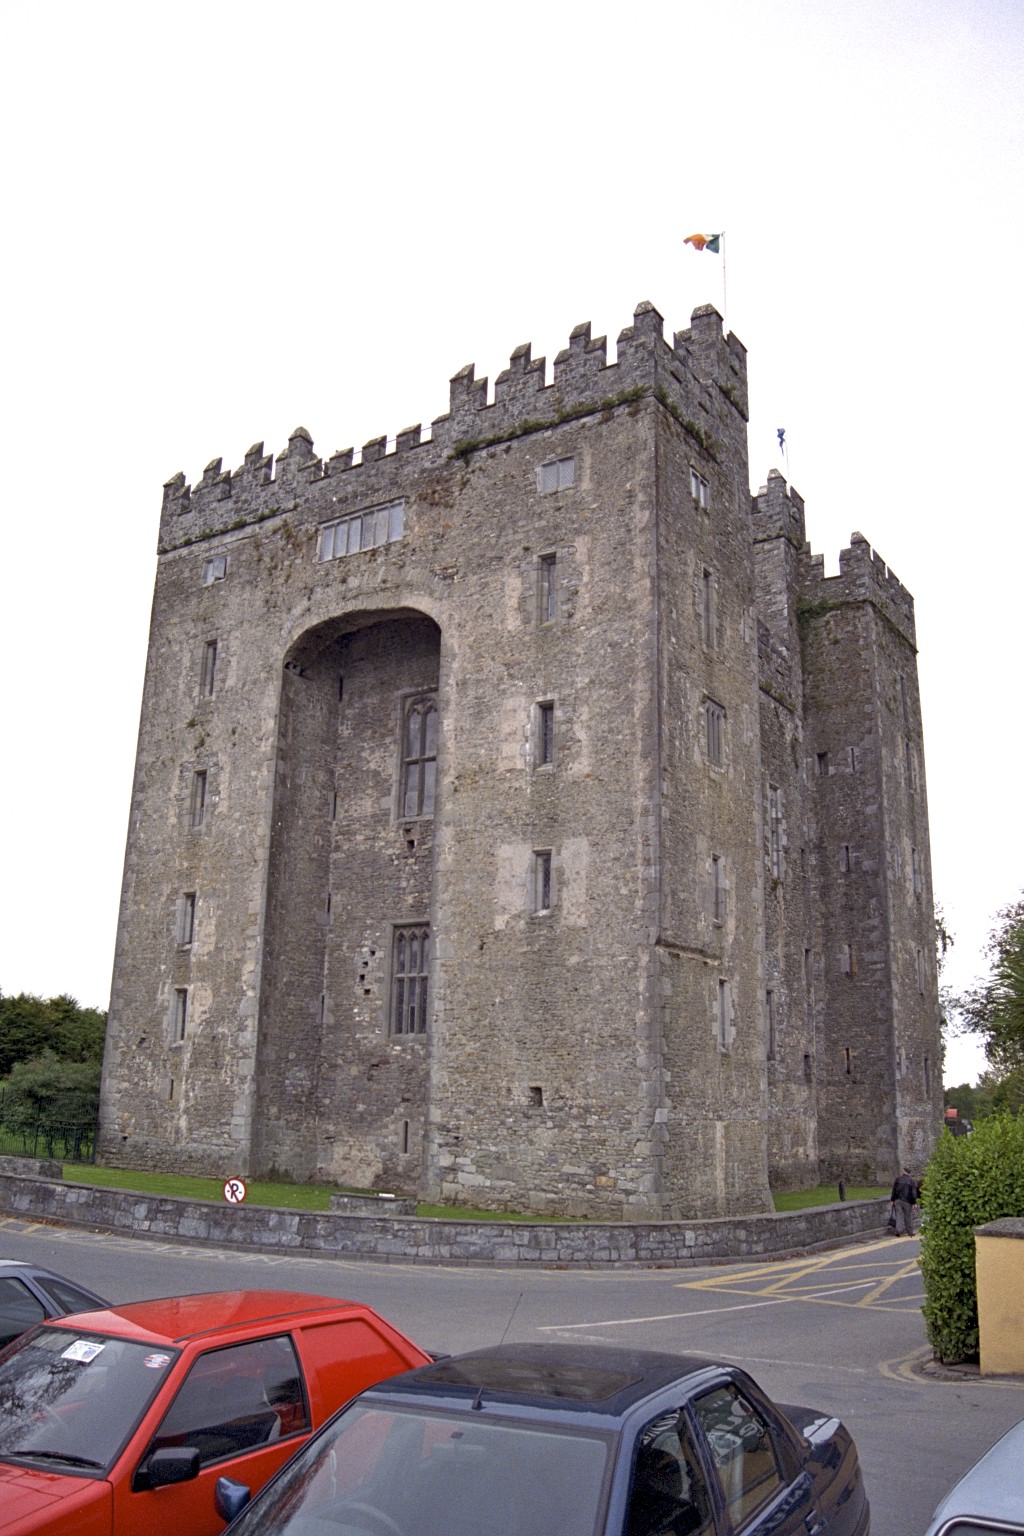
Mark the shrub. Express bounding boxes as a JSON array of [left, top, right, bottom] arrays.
[[920, 1112, 1024, 1363]]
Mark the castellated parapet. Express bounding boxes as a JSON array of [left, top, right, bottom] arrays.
[[101, 300, 941, 1218], [159, 302, 748, 552]]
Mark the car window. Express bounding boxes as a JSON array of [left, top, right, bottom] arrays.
[[147, 1335, 310, 1466], [0, 1276, 46, 1348], [0, 1326, 178, 1472], [33, 1277, 103, 1315], [225, 1401, 612, 1536], [692, 1384, 785, 1528], [627, 1410, 715, 1536]]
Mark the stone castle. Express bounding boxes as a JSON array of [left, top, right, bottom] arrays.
[[99, 300, 942, 1218]]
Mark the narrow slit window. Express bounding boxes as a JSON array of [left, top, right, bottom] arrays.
[[766, 990, 775, 1059], [178, 892, 196, 947], [172, 988, 188, 1042], [717, 979, 730, 1051], [705, 700, 725, 766], [533, 850, 552, 914], [768, 786, 782, 878], [690, 468, 709, 509], [538, 553, 557, 624], [537, 701, 555, 767], [711, 854, 724, 924], [817, 751, 829, 777], [701, 567, 715, 646], [200, 640, 218, 698], [190, 770, 207, 828]]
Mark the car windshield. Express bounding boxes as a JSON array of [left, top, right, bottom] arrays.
[[0, 1326, 180, 1472], [231, 1400, 612, 1536]]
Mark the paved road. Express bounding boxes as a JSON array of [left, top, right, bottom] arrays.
[[3, 1215, 1023, 1535]]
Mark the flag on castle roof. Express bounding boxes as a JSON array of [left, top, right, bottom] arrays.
[[684, 232, 722, 253]]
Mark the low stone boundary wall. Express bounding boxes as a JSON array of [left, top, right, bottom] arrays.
[[0, 1171, 890, 1268], [0, 1156, 62, 1180]]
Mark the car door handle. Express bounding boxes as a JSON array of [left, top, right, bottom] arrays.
[[805, 1508, 827, 1536]]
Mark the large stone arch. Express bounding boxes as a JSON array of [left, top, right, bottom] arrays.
[[252, 607, 442, 1190]]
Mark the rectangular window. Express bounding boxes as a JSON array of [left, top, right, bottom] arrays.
[[172, 987, 188, 1042], [533, 850, 552, 914], [711, 854, 724, 924], [768, 785, 782, 878], [912, 846, 922, 895], [841, 844, 851, 872], [318, 501, 404, 561], [536, 701, 555, 766], [804, 947, 813, 992], [190, 770, 207, 828], [539, 456, 575, 494], [690, 468, 709, 509], [701, 567, 715, 647], [816, 751, 829, 777], [202, 555, 227, 585], [705, 700, 725, 766], [766, 990, 776, 1060], [925, 1055, 931, 1097], [538, 553, 557, 623], [841, 942, 855, 975], [178, 892, 196, 947], [200, 639, 218, 698], [917, 947, 925, 993], [392, 924, 429, 1035], [401, 694, 438, 818], [717, 979, 730, 1051], [849, 746, 857, 771]]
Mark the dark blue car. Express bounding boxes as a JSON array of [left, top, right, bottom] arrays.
[[216, 1341, 869, 1536]]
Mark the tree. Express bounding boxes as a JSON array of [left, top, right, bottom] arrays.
[[0, 991, 107, 1076], [955, 896, 1024, 1077]]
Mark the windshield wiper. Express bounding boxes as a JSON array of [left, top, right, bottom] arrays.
[[9, 1448, 105, 1468]]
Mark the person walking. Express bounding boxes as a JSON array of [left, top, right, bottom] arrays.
[[890, 1166, 917, 1235]]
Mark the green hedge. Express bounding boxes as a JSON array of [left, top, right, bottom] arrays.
[[920, 1112, 1024, 1363]]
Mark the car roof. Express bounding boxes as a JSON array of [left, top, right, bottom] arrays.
[[43, 1290, 366, 1346], [927, 1417, 1024, 1532], [368, 1342, 724, 1417]]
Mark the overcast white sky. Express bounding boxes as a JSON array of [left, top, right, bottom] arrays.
[[2, 0, 1021, 1086]]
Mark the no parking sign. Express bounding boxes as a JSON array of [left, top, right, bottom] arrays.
[[223, 1177, 247, 1204]]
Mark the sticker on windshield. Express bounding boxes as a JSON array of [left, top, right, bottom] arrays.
[[61, 1340, 106, 1363], [143, 1353, 172, 1369]]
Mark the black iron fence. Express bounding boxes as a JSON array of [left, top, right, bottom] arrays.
[[0, 1089, 99, 1163]]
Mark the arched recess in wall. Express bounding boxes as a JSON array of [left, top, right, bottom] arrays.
[[252, 607, 442, 1190]]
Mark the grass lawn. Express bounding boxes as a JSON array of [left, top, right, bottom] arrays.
[[772, 1183, 888, 1211], [62, 1165, 572, 1221], [63, 1164, 887, 1220]]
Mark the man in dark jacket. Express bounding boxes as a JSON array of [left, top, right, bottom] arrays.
[[890, 1167, 917, 1235]]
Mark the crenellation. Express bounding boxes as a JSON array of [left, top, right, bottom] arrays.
[[361, 434, 388, 463], [327, 447, 354, 474], [802, 530, 916, 645], [751, 469, 806, 546], [395, 424, 422, 453]]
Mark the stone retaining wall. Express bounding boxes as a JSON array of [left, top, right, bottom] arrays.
[[0, 1172, 889, 1267]]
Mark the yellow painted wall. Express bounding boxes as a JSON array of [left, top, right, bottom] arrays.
[[976, 1229, 1024, 1375]]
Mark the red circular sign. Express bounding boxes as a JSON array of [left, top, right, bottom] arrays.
[[222, 1177, 247, 1204]]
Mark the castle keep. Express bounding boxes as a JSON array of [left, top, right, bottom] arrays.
[[100, 301, 942, 1218]]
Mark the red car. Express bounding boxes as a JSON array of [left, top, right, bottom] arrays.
[[0, 1289, 431, 1536]]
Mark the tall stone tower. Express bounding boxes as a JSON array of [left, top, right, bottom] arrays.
[[99, 301, 942, 1216]]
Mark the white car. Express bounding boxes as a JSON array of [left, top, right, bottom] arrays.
[[925, 1417, 1024, 1535]]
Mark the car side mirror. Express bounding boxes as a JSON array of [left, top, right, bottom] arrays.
[[143, 1446, 201, 1488], [216, 1476, 251, 1522]]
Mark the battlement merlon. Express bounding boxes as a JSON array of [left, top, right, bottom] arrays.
[[751, 468, 807, 547], [158, 302, 749, 549], [800, 531, 917, 649]]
